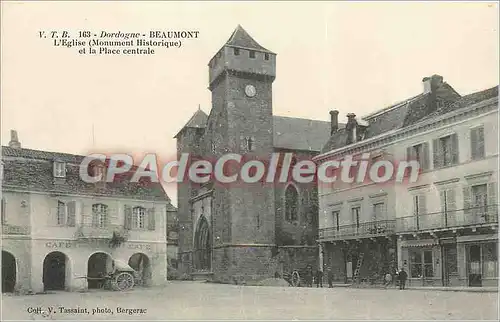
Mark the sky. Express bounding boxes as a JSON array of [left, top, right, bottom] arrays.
[[1, 1, 498, 206]]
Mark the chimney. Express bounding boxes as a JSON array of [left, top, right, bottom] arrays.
[[346, 113, 358, 144], [422, 77, 431, 94], [329, 110, 339, 134], [8, 130, 21, 149], [422, 74, 444, 94]]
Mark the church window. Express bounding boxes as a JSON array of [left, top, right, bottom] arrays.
[[285, 185, 299, 222], [247, 136, 255, 151], [240, 136, 255, 152], [194, 216, 211, 270], [249, 50, 256, 59], [234, 48, 240, 56], [264, 53, 269, 60]]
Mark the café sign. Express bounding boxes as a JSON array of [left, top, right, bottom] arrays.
[[44, 240, 152, 251]]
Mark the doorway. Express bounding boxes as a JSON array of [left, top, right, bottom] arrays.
[[128, 253, 151, 287], [467, 244, 482, 287], [1, 251, 16, 293], [194, 216, 212, 271], [43, 252, 67, 291], [441, 244, 457, 287], [87, 252, 112, 289]]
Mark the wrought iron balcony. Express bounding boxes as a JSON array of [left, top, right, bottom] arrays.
[[319, 219, 396, 240], [1, 224, 30, 235], [75, 224, 128, 240], [396, 204, 499, 233]]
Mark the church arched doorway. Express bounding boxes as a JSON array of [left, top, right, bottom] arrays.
[[194, 216, 211, 271], [87, 252, 112, 289], [1, 251, 16, 293], [128, 253, 151, 287], [43, 251, 68, 291]]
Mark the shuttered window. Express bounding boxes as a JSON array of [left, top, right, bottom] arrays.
[[413, 194, 427, 216], [413, 194, 427, 229], [487, 182, 497, 211], [433, 134, 459, 168], [125, 206, 155, 230], [124, 205, 132, 230], [57, 201, 66, 226], [470, 126, 485, 160], [440, 189, 456, 226], [464, 183, 497, 222], [92, 204, 108, 228], [56, 201, 77, 227], [333, 211, 340, 231], [67, 201, 76, 227], [373, 202, 386, 221], [133, 207, 146, 229], [407, 142, 430, 170], [147, 208, 156, 231], [1, 198, 6, 224], [440, 189, 456, 212], [351, 207, 360, 227], [463, 186, 472, 216]]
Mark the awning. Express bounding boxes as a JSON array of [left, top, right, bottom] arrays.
[[113, 259, 135, 272], [400, 239, 438, 248], [457, 234, 498, 243]]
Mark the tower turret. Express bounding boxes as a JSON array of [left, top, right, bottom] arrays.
[[208, 25, 276, 90]]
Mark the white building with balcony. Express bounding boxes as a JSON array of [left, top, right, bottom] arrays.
[[315, 75, 498, 288], [1, 132, 174, 293]]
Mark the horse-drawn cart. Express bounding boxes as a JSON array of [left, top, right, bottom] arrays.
[[78, 259, 137, 291], [283, 265, 314, 287]]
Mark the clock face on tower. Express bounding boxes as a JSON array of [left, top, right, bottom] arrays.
[[245, 84, 256, 97]]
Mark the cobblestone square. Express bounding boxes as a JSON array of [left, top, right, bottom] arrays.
[[1, 282, 498, 320]]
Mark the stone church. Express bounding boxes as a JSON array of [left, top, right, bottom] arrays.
[[175, 25, 340, 284]]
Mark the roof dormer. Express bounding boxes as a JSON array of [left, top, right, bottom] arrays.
[[53, 160, 66, 178]]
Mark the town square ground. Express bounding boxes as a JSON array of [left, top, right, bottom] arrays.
[[1, 281, 498, 320]]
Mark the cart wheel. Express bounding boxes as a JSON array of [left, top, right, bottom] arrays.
[[291, 271, 300, 287], [113, 272, 135, 291]]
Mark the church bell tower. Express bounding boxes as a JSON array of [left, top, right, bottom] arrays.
[[207, 25, 278, 283]]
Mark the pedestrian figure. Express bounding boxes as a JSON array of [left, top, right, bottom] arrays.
[[327, 268, 334, 288], [305, 265, 313, 287], [384, 272, 392, 288], [316, 269, 323, 288], [398, 268, 408, 290]]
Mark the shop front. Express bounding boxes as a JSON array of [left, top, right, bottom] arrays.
[[29, 239, 167, 292], [399, 239, 442, 287], [458, 235, 498, 287], [399, 235, 498, 288]]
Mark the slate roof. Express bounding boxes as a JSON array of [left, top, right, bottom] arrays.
[[321, 82, 498, 154], [362, 94, 423, 139], [225, 25, 273, 54], [420, 85, 498, 122], [321, 93, 432, 153], [176, 109, 339, 152], [174, 109, 208, 138], [1, 146, 173, 204], [273, 116, 343, 152]]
